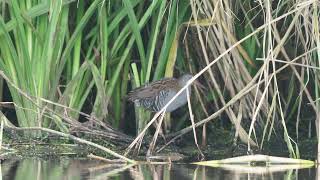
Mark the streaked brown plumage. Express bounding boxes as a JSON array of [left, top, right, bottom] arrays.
[[127, 74, 193, 112]]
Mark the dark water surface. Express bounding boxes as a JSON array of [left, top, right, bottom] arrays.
[[1, 158, 316, 180]]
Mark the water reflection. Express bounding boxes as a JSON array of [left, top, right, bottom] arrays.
[[0, 158, 316, 179]]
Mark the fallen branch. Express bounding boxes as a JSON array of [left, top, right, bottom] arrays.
[[0, 116, 135, 163]]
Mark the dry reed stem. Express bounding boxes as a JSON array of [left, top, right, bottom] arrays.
[[186, 88, 204, 158], [0, 70, 132, 143], [142, 2, 314, 154], [1, 120, 135, 163], [161, 47, 318, 151], [185, 37, 209, 147], [190, 0, 258, 146], [0, 115, 3, 151], [256, 58, 320, 70], [0, 70, 97, 122], [147, 111, 166, 155]]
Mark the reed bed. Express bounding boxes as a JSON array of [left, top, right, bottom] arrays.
[[0, 0, 318, 161]]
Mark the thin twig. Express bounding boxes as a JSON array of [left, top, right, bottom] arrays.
[[0, 71, 93, 121], [126, 3, 312, 155], [3, 122, 135, 163], [0, 116, 3, 151], [147, 111, 166, 155], [256, 58, 320, 70], [186, 88, 204, 159], [159, 47, 318, 151]]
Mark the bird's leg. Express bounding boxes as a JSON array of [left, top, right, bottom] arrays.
[[153, 116, 167, 143], [148, 112, 166, 155]]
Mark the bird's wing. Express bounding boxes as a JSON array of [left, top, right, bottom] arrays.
[[127, 78, 179, 101]]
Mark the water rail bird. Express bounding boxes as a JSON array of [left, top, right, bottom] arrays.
[[127, 74, 195, 112]]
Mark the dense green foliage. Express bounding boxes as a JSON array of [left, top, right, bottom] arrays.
[[0, 0, 319, 157]]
